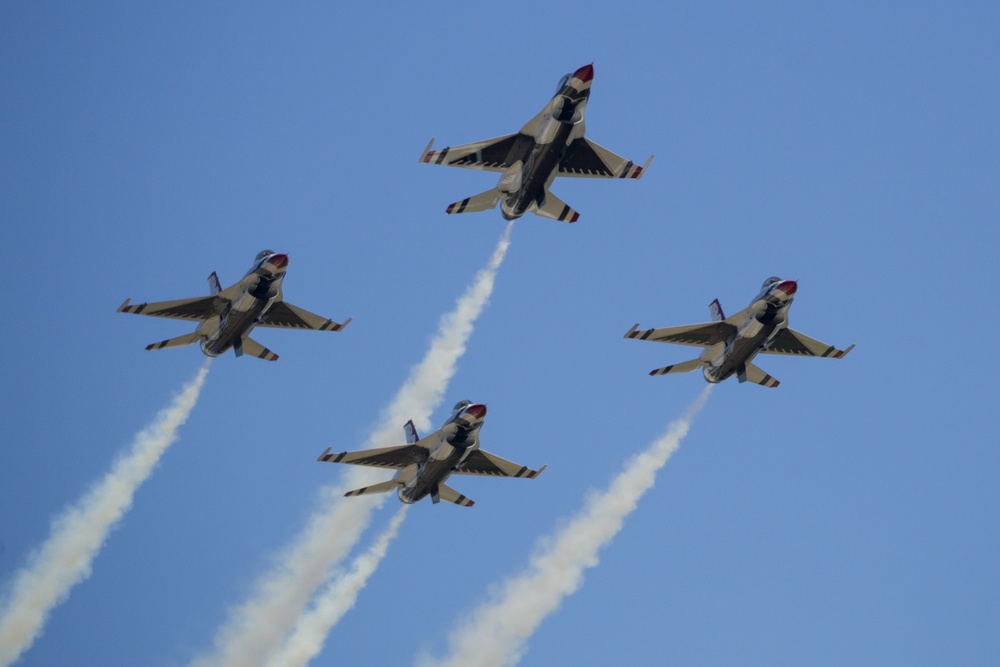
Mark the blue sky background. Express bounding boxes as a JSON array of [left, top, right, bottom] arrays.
[[3, 2, 999, 665]]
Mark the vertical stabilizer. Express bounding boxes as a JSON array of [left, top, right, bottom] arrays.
[[404, 420, 420, 445], [709, 298, 725, 322], [208, 271, 222, 296]]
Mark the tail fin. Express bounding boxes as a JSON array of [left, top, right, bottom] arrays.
[[434, 483, 475, 507], [145, 332, 200, 351], [404, 420, 420, 445], [208, 271, 222, 296], [344, 480, 399, 498], [532, 190, 580, 223], [738, 362, 780, 388], [650, 358, 703, 376], [445, 189, 501, 215], [709, 298, 725, 322], [237, 337, 279, 361]]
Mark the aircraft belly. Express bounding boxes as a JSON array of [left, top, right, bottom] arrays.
[[205, 303, 266, 355], [409, 449, 463, 502], [711, 327, 775, 381], [512, 129, 572, 217]]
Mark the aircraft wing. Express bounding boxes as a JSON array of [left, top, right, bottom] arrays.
[[258, 302, 352, 332], [453, 450, 546, 478], [558, 138, 651, 179], [317, 444, 426, 469], [420, 134, 527, 172], [117, 296, 217, 322], [762, 328, 855, 358], [625, 321, 734, 347]]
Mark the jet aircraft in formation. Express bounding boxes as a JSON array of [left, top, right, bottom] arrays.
[[625, 278, 854, 388], [118, 250, 351, 361], [317, 400, 546, 507], [420, 64, 652, 223]]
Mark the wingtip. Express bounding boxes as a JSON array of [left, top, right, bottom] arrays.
[[317, 446, 332, 462], [624, 323, 639, 338], [533, 464, 548, 478], [635, 155, 654, 179], [838, 344, 856, 359], [338, 316, 353, 331], [117, 298, 132, 312], [419, 138, 435, 163]]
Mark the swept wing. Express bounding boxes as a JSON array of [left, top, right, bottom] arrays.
[[317, 445, 425, 469], [558, 138, 651, 179], [762, 329, 855, 358], [258, 301, 352, 332], [117, 296, 217, 322], [420, 135, 529, 172], [453, 450, 547, 478], [625, 322, 735, 347]]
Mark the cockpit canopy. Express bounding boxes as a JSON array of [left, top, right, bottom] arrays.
[[761, 276, 782, 290], [255, 249, 275, 262], [452, 399, 472, 413], [556, 73, 571, 92]]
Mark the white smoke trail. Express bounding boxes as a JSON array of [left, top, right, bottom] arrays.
[[191, 222, 513, 667], [0, 362, 210, 667], [423, 387, 712, 667], [263, 505, 409, 667]]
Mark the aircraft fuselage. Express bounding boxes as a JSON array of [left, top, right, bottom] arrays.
[[395, 404, 486, 504], [702, 280, 797, 383], [498, 88, 590, 220], [198, 255, 287, 357]]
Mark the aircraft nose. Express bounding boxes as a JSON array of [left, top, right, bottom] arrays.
[[571, 63, 594, 83], [465, 403, 487, 420], [776, 280, 797, 296], [268, 253, 289, 269]]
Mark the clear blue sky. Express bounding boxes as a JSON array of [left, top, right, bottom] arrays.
[[3, 2, 999, 665]]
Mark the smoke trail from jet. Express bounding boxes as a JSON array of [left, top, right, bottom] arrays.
[[192, 223, 513, 667], [263, 505, 408, 667], [423, 387, 711, 667], [0, 363, 210, 667]]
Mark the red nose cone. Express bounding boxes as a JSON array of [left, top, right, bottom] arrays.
[[572, 64, 594, 83], [777, 280, 797, 295], [269, 253, 289, 269], [465, 403, 487, 420]]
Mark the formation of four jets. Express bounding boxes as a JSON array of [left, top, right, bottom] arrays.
[[118, 64, 853, 507]]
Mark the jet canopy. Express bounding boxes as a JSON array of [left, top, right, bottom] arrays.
[[761, 276, 782, 290], [255, 249, 275, 262], [452, 399, 472, 413], [556, 73, 571, 92]]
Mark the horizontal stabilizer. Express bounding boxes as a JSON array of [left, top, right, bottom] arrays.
[[436, 483, 475, 507], [739, 362, 780, 388], [445, 189, 501, 215], [532, 190, 580, 223], [145, 332, 200, 351], [239, 337, 279, 361], [650, 358, 703, 376], [344, 480, 399, 498]]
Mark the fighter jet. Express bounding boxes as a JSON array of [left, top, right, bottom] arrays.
[[318, 400, 546, 507], [625, 278, 854, 388], [419, 64, 652, 223], [118, 250, 351, 361]]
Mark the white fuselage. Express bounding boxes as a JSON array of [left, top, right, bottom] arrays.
[[701, 283, 795, 383], [393, 406, 485, 504], [198, 257, 287, 357]]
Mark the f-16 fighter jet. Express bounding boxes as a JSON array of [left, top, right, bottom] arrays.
[[318, 400, 546, 507], [419, 63, 652, 223], [118, 250, 351, 361], [625, 278, 854, 388]]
